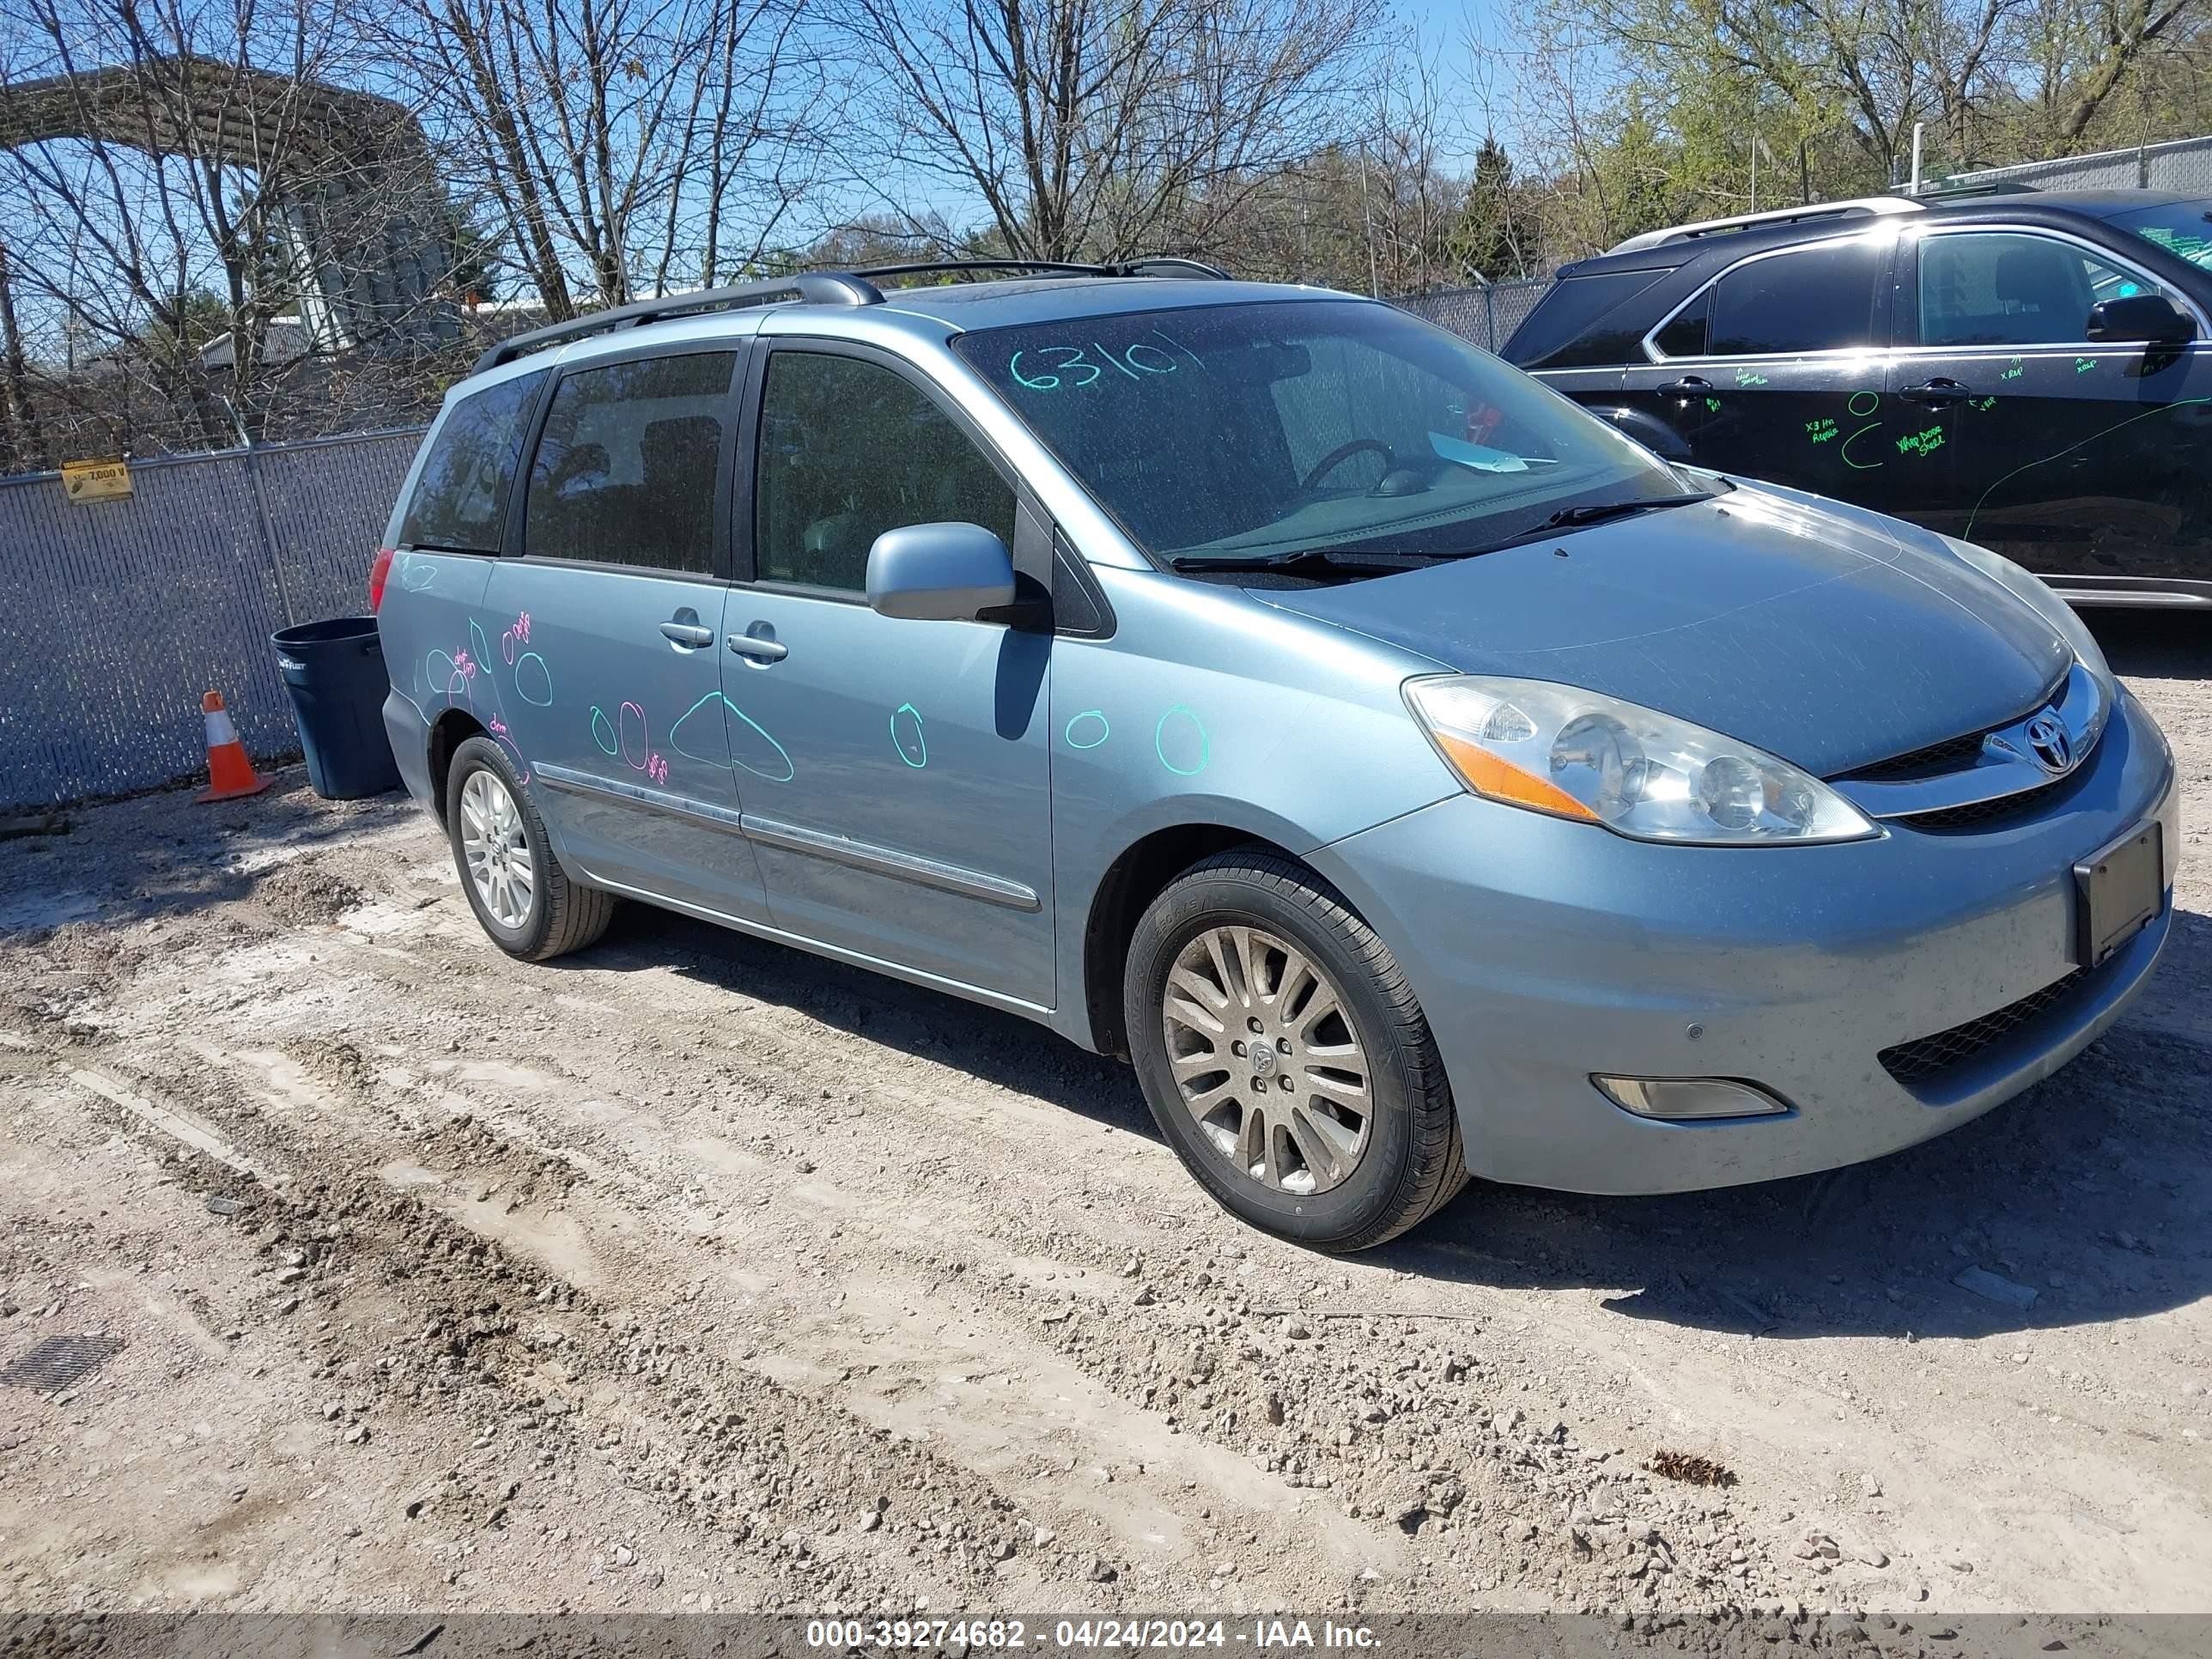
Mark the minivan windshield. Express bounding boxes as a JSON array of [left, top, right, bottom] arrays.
[[951, 299, 1692, 567], [2106, 198, 2212, 273]]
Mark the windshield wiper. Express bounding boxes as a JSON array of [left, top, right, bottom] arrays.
[[1167, 547, 1452, 579], [1537, 491, 1713, 530]]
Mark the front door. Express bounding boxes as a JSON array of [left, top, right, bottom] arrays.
[[1887, 225, 2212, 589], [1629, 234, 1892, 495], [721, 342, 1055, 1006], [484, 345, 769, 921]]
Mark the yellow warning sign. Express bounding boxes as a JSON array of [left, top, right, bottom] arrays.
[[61, 459, 132, 502]]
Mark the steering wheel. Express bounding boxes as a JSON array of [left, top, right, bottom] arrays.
[[1299, 437, 1394, 493]]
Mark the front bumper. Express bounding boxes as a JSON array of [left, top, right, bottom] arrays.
[[1310, 687, 2178, 1194]]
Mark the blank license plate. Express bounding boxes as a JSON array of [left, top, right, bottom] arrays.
[[2075, 820, 2164, 968]]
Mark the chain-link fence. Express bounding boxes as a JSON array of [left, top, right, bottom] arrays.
[[1390, 276, 1555, 354], [1943, 134, 2212, 196], [0, 427, 422, 811]]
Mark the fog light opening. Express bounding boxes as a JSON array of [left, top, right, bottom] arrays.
[[1594, 1076, 1791, 1121]]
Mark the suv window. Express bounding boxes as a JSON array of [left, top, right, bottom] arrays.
[[1918, 231, 2157, 347], [1504, 268, 1675, 368], [398, 370, 544, 553], [755, 351, 1017, 591], [524, 351, 735, 574], [1704, 240, 1882, 356]]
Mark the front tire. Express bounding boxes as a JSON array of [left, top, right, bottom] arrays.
[[446, 735, 614, 961], [1124, 849, 1466, 1251]]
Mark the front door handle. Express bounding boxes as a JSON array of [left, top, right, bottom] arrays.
[[727, 631, 787, 662], [1659, 375, 1714, 399], [1899, 377, 1972, 406], [659, 620, 715, 648]]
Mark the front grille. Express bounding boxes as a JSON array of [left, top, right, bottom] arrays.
[[1848, 727, 1990, 782], [1895, 776, 2068, 832], [1877, 969, 2086, 1087]]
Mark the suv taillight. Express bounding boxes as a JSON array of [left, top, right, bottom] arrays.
[[369, 546, 395, 611]]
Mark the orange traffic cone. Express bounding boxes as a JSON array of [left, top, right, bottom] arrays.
[[196, 689, 270, 802]]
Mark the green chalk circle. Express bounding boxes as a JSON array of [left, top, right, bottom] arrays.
[[1847, 392, 1880, 417], [1065, 710, 1110, 750], [1155, 706, 1209, 776], [891, 702, 927, 769]]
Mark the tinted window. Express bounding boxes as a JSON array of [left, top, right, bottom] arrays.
[[1651, 298, 1710, 358], [2107, 198, 2212, 273], [524, 352, 734, 574], [951, 300, 1691, 563], [1706, 241, 1881, 355], [398, 370, 544, 553], [1505, 268, 1676, 368], [755, 352, 1016, 592], [1918, 232, 2159, 347]]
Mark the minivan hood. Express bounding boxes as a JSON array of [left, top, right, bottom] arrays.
[[1251, 486, 2071, 777]]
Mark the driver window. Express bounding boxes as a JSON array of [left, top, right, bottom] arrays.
[[1918, 232, 2161, 348], [755, 351, 1016, 592]]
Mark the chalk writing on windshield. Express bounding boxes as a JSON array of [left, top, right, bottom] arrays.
[[1010, 331, 1202, 391]]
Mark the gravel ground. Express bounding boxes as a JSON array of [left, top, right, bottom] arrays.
[[1, 613, 2207, 1636]]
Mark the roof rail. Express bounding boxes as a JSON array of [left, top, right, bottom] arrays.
[[1606, 196, 1924, 256], [853, 256, 1231, 283], [471, 272, 883, 374]]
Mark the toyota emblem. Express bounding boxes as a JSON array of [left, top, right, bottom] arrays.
[[2023, 713, 2073, 773]]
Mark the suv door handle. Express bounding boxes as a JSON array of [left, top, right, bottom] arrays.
[[1899, 377, 1972, 406], [1658, 376, 1713, 399], [728, 632, 787, 662], [659, 620, 716, 648]]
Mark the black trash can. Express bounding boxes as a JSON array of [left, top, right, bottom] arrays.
[[273, 617, 404, 800]]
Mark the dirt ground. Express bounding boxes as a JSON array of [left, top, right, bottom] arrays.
[[2, 613, 2208, 1634]]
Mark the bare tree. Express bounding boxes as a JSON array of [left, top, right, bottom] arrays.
[[0, 0, 470, 463], [838, 0, 1388, 264], [385, 0, 833, 315]]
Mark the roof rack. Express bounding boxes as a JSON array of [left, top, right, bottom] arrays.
[[854, 256, 1231, 283], [468, 256, 1232, 374], [471, 272, 883, 374], [1911, 178, 2043, 200], [1607, 196, 1924, 255]]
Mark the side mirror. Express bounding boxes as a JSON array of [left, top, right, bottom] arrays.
[[2084, 292, 2194, 345], [865, 522, 1017, 622]]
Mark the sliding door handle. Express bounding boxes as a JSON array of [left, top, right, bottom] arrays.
[[728, 632, 787, 662]]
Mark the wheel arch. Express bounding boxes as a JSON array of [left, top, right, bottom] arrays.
[[1080, 821, 1311, 1060], [425, 708, 487, 824]]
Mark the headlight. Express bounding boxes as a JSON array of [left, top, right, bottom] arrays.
[[1942, 536, 2112, 686], [1404, 676, 1878, 845]]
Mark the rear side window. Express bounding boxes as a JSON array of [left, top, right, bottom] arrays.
[[398, 370, 544, 553], [755, 351, 1016, 592], [524, 352, 736, 574], [1705, 240, 1882, 355], [1505, 268, 1676, 368]]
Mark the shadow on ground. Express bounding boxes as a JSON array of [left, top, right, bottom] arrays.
[[596, 890, 2212, 1347]]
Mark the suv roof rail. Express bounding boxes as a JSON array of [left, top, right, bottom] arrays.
[[471, 272, 884, 374], [469, 257, 1232, 374], [1606, 196, 1924, 255], [854, 256, 1231, 283]]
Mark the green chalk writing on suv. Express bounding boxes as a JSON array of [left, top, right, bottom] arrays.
[[1503, 188, 2212, 608], [374, 258, 2176, 1251]]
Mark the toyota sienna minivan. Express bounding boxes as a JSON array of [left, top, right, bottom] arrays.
[[373, 260, 2178, 1251]]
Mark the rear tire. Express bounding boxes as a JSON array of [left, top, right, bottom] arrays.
[[446, 734, 614, 962], [1124, 848, 1467, 1251]]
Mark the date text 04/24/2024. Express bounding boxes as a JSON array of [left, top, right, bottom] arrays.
[[803, 1618, 1382, 1650]]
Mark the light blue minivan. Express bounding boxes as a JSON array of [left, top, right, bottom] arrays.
[[374, 262, 2177, 1251]]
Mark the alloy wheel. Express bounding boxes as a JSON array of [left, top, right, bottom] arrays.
[[459, 769, 535, 930], [1160, 925, 1373, 1196]]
